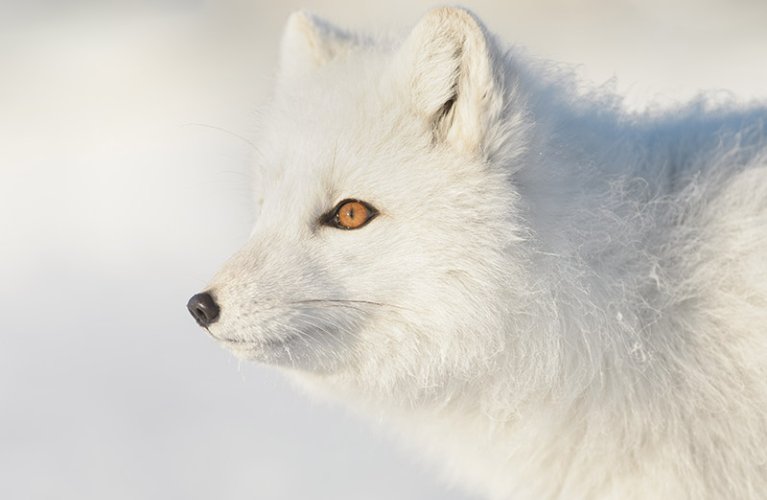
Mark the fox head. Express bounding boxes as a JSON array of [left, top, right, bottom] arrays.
[[189, 8, 535, 406]]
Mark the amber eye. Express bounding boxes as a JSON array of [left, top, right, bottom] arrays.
[[322, 199, 378, 230]]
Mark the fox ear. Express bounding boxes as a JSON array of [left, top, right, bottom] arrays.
[[279, 11, 354, 79], [398, 7, 502, 154]]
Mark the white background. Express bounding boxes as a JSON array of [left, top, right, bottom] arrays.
[[2, 1, 766, 499]]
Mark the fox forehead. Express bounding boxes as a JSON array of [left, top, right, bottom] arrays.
[[260, 46, 428, 152], [254, 84, 436, 209], [271, 48, 394, 126]]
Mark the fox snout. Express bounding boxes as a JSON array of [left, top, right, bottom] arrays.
[[187, 291, 220, 328]]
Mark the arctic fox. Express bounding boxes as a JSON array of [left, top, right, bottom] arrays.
[[187, 7, 767, 499]]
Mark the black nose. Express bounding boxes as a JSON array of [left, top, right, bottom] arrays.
[[187, 292, 220, 327]]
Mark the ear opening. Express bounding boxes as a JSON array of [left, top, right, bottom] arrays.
[[438, 94, 458, 127]]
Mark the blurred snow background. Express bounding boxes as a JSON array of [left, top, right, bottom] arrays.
[[1, 1, 766, 499]]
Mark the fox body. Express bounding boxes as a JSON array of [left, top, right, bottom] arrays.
[[188, 8, 767, 499]]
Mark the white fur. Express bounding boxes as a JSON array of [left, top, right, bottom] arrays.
[[197, 8, 767, 499]]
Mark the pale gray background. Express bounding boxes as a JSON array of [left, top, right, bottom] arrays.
[[2, 1, 766, 499]]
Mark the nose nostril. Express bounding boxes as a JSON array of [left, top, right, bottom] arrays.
[[187, 292, 220, 328]]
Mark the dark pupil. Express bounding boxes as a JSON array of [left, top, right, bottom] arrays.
[[346, 206, 355, 220]]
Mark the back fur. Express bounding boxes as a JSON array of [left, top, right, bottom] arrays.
[[194, 8, 767, 499]]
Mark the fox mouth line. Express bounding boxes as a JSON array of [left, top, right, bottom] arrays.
[[205, 329, 299, 349]]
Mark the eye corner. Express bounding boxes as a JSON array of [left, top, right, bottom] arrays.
[[318, 208, 338, 228]]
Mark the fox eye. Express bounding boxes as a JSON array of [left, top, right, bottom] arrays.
[[322, 199, 379, 230]]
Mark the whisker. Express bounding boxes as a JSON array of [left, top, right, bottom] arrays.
[[181, 122, 259, 150], [215, 298, 393, 369], [288, 299, 414, 312]]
